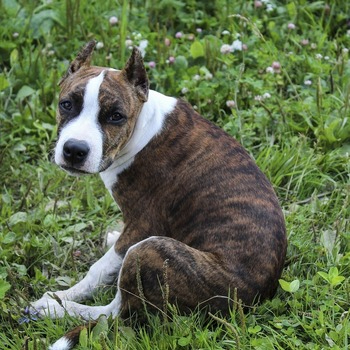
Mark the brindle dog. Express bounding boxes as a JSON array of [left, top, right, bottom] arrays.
[[31, 41, 287, 349]]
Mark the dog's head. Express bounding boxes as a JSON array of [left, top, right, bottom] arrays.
[[54, 40, 149, 175]]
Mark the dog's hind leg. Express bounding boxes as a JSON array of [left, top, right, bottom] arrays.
[[117, 236, 237, 319], [46, 235, 234, 350]]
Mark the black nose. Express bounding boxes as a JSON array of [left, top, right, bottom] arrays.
[[63, 139, 90, 166]]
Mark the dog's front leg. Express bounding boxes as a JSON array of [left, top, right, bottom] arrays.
[[30, 244, 123, 318]]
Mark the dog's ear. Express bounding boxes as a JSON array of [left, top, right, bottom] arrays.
[[122, 47, 149, 102], [59, 40, 96, 85]]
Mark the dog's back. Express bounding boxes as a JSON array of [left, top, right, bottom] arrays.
[[113, 98, 286, 315]]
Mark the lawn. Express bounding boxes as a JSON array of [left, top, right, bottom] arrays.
[[0, 0, 349, 349]]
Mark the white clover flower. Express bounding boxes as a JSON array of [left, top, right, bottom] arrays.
[[342, 48, 349, 54], [181, 87, 189, 94], [255, 95, 263, 101], [96, 41, 104, 50], [263, 1, 276, 12], [138, 39, 148, 58], [226, 100, 236, 108], [125, 39, 133, 47], [13, 32, 19, 38], [193, 74, 201, 81], [222, 30, 230, 35], [263, 92, 271, 99], [288, 23, 296, 30], [324, 56, 330, 60], [272, 61, 281, 73], [109, 16, 118, 25], [315, 53, 323, 59], [205, 72, 213, 80], [231, 39, 243, 51], [304, 80, 312, 86], [220, 44, 233, 54], [266, 66, 274, 73]]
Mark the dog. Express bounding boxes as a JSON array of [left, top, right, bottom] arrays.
[[30, 40, 287, 349]]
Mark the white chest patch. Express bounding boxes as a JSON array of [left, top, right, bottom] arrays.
[[100, 90, 177, 193], [54, 71, 105, 173]]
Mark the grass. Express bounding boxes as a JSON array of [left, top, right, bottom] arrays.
[[0, 0, 349, 349]]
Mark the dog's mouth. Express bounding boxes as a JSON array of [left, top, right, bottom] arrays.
[[60, 165, 92, 176]]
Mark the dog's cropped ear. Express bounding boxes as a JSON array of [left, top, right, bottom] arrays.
[[59, 40, 96, 85], [122, 47, 149, 102]]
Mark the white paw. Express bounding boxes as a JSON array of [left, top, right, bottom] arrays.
[[30, 292, 67, 318]]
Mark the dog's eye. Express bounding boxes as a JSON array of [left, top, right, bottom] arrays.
[[60, 100, 72, 111], [108, 112, 126, 125]]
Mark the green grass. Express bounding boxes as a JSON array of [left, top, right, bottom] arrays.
[[0, 0, 349, 349]]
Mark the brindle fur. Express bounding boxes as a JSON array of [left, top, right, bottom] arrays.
[[58, 41, 287, 318], [115, 100, 286, 317]]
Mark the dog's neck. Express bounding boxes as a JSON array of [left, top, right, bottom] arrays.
[[100, 90, 176, 192]]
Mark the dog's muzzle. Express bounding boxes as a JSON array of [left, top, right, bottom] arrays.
[[63, 138, 90, 167]]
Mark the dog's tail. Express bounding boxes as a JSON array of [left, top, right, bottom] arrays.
[[49, 322, 97, 350]]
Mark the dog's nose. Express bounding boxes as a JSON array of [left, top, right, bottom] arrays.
[[63, 139, 90, 166]]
